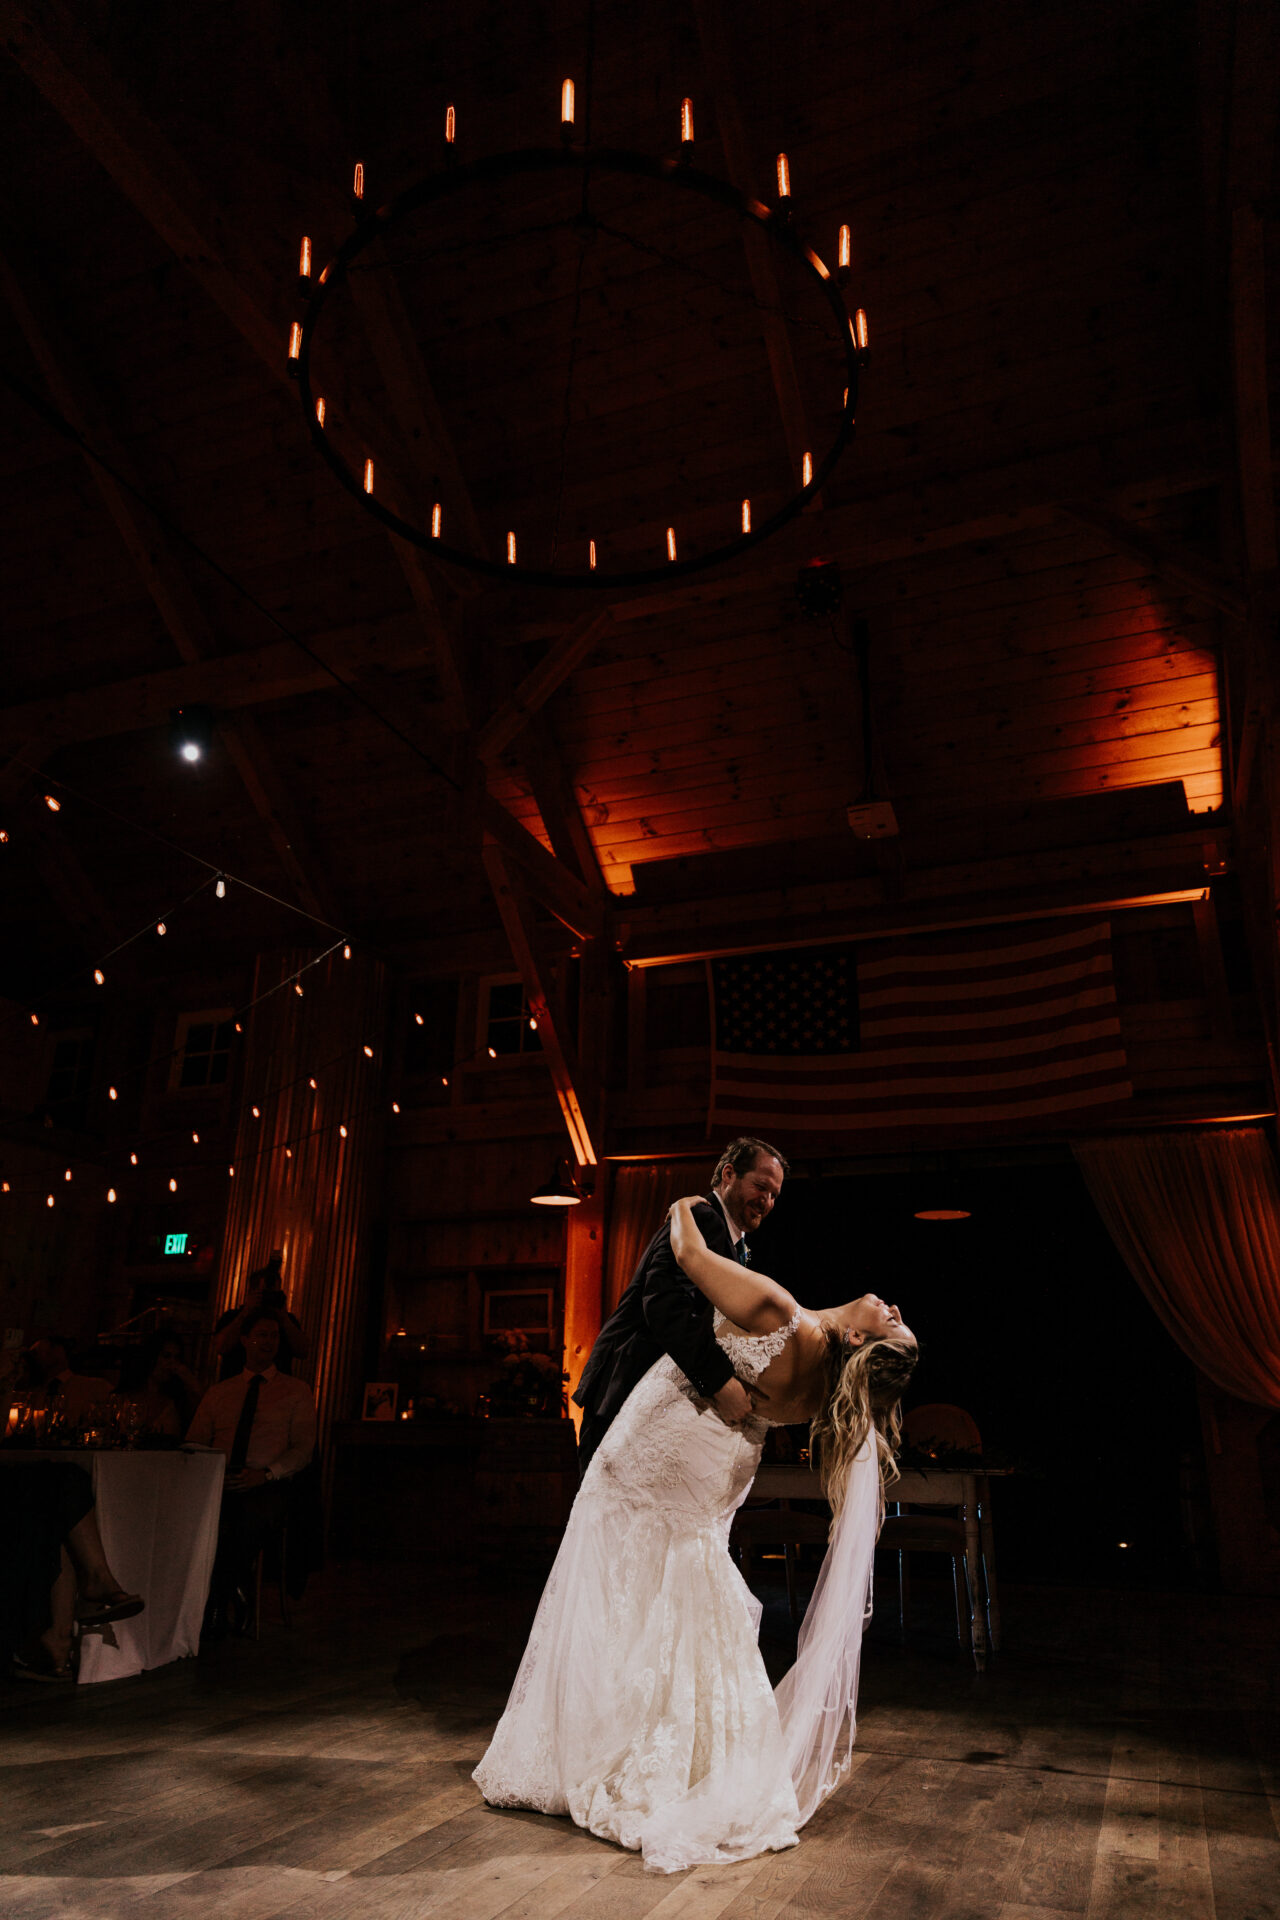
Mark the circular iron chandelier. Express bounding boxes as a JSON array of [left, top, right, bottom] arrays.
[[290, 102, 868, 590]]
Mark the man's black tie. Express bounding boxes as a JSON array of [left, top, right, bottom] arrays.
[[736, 1239, 751, 1266], [228, 1374, 263, 1474]]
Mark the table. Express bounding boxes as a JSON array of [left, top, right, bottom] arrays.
[[753, 1462, 1006, 1669], [0, 1448, 225, 1682]]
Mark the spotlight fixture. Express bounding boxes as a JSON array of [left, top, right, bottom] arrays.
[[169, 705, 216, 764]]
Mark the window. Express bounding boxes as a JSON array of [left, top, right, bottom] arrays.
[[174, 1011, 234, 1090], [481, 976, 543, 1058], [46, 1032, 94, 1107]]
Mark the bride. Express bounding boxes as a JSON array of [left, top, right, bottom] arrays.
[[473, 1194, 917, 1873]]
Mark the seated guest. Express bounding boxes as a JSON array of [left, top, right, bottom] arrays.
[[2, 1461, 144, 1682], [110, 1332, 202, 1439], [186, 1310, 316, 1635], [211, 1250, 308, 1381], [29, 1337, 114, 1426]]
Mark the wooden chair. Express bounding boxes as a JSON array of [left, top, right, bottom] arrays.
[[879, 1403, 1001, 1656], [250, 1517, 292, 1638], [730, 1506, 831, 1623]]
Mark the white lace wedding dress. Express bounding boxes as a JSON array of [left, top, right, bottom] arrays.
[[473, 1310, 879, 1873]]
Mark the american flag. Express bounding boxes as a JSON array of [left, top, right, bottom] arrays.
[[709, 920, 1131, 1133]]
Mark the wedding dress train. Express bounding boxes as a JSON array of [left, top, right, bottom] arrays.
[[473, 1311, 878, 1873]]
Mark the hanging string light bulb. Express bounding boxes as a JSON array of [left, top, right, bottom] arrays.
[[681, 98, 695, 146], [30, 1012, 39, 1026], [191, 1131, 199, 1144], [64, 1168, 72, 1182], [363, 1045, 374, 1058], [157, 922, 167, 937], [741, 499, 751, 533], [108, 1087, 117, 1100], [93, 969, 104, 985], [391, 1101, 401, 1114], [252, 1106, 261, 1119], [129, 1152, 138, 1165], [589, 539, 597, 569], [445, 104, 456, 144], [363, 458, 375, 495], [169, 1177, 177, 1192], [431, 503, 442, 539], [507, 531, 517, 565], [666, 527, 677, 562], [343, 943, 351, 959], [339, 1124, 348, 1139], [294, 982, 304, 997], [46, 1194, 54, 1208], [107, 1188, 116, 1203], [44, 794, 61, 812], [215, 876, 226, 899], [414, 1012, 424, 1025], [309, 1077, 317, 1090], [561, 78, 575, 128]]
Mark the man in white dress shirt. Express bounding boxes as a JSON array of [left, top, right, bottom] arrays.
[[187, 1310, 316, 1634]]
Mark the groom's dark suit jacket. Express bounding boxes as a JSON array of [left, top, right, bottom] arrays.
[[573, 1194, 738, 1471]]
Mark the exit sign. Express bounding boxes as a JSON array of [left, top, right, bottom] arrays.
[[163, 1233, 189, 1256]]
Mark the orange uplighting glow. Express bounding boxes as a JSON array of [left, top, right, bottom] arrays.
[[839, 224, 851, 269], [776, 153, 791, 198], [363, 458, 374, 494], [299, 236, 312, 278], [666, 526, 677, 562], [561, 78, 575, 124], [681, 98, 694, 144]]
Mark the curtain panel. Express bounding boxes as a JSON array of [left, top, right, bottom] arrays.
[[1072, 1128, 1280, 1409], [604, 1163, 704, 1314]]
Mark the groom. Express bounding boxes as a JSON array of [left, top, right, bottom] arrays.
[[573, 1136, 788, 1473]]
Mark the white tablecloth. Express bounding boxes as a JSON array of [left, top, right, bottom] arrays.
[[1, 1448, 224, 1682]]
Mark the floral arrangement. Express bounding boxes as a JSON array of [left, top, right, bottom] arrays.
[[486, 1329, 568, 1418]]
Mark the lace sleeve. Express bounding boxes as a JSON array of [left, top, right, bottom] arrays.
[[712, 1307, 801, 1384]]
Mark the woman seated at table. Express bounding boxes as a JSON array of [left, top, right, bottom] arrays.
[[110, 1333, 202, 1440], [2, 1461, 144, 1681]]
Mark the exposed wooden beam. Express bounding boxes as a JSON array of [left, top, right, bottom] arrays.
[[692, 0, 818, 490], [0, 0, 282, 372], [3, 3, 478, 744], [0, 618, 428, 756], [1060, 504, 1247, 620], [480, 845, 597, 1165], [508, 714, 605, 894], [614, 829, 1219, 967], [0, 241, 340, 925], [480, 794, 603, 944], [477, 609, 616, 761]]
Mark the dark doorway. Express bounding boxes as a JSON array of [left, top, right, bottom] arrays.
[[750, 1154, 1210, 1589]]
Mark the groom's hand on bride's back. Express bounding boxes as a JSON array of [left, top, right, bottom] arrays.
[[709, 1376, 753, 1428]]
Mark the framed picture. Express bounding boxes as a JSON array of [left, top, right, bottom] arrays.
[[362, 1381, 398, 1421], [483, 1287, 554, 1349]]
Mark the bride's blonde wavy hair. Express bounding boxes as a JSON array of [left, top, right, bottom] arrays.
[[809, 1329, 918, 1520]]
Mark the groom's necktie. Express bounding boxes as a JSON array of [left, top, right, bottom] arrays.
[[735, 1239, 751, 1266]]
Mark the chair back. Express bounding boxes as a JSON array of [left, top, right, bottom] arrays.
[[903, 1403, 981, 1453]]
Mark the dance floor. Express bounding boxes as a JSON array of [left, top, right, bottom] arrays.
[[2, 1562, 1277, 1920]]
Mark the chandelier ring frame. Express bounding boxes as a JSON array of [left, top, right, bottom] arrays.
[[295, 143, 862, 590]]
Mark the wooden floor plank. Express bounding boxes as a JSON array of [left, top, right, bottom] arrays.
[[0, 1569, 1276, 1920]]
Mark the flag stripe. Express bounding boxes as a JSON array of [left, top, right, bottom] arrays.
[[709, 920, 1131, 1136]]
